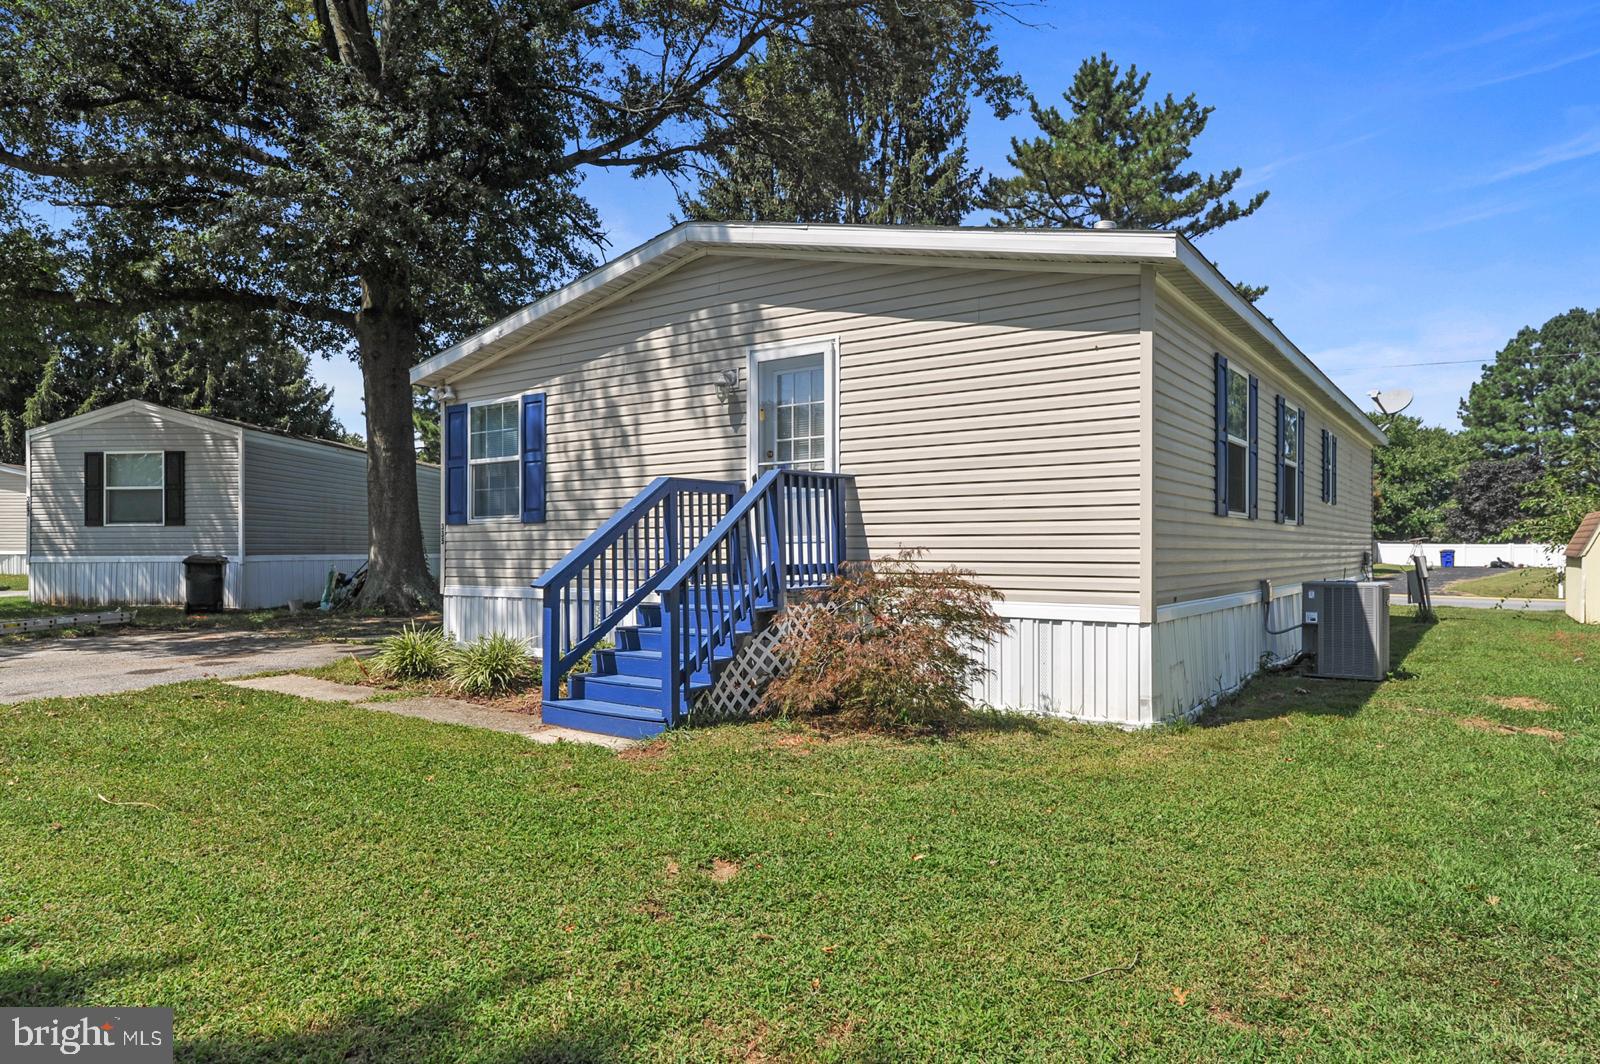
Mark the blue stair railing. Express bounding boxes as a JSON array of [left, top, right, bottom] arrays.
[[534, 477, 741, 705], [657, 470, 853, 725]]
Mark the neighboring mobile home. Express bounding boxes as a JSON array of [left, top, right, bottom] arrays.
[[411, 222, 1384, 731], [0, 463, 24, 576], [26, 401, 440, 609]]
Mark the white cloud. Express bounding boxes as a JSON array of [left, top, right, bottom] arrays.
[[1309, 316, 1511, 428], [1478, 124, 1600, 183]]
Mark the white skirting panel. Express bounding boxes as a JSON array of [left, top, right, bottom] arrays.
[[29, 557, 243, 609], [444, 588, 541, 648], [969, 609, 1153, 726], [0, 553, 24, 576], [241, 555, 366, 610], [1151, 587, 1305, 721]]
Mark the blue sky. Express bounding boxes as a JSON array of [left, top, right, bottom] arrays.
[[312, 2, 1600, 434]]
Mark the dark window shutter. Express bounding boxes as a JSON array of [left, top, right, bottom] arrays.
[[1331, 436, 1339, 504], [1296, 408, 1307, 526], [521, 393, 547, 524], [164, 450, 186, 526], [1213, 353, 1229, 517], [444, 403, 468, 525], [1320, 429, 1330, 503], [1273, 396, 1286, 524], [84, 451, 104, 527], [1248, 375, 1259, 520]]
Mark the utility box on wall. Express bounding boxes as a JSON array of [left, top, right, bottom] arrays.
[[1303, 581, 1390, 681]]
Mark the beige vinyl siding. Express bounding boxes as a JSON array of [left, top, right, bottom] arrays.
[[243, 433, 441, 555], [27, 408, 239, 557], [0, 475, 24, 553], [1151, 284, 1373, 604], [445, 253, 1145, 604]]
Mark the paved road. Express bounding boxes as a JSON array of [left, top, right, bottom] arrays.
[[1380, 566, 1564, 611], [0, 629, 369, 703]]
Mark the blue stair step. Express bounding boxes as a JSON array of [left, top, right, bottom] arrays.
[[575, 670, 710, 710], [542, 698, 669, 739], [596, 646, 734, 679], [625, 623, 750, 654]]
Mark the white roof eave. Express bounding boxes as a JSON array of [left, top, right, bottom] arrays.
[[412, 221, 1383, 446]]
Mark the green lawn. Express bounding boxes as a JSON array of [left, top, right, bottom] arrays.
[[0, 573, 26, 591], [2, 608, 1597, 1060], [1444, 566, 1562, 600]]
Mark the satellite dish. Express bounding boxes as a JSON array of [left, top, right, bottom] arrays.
[[1368, 388, 1414, 416]]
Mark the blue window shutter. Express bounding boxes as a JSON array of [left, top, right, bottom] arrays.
[[1331, 436, 1338, 504], [1273, 396, 1286, 524], [444, 403, 468, 526], [1248, 375, 1259, 520], [1213, 353, 1229, 516], [521, 393, 546, 524], [1321, 429, 1331, 503], [1296, 407, 1307, 526]]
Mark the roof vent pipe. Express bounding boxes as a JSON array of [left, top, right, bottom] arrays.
[[1091, 219, 1118, 230]]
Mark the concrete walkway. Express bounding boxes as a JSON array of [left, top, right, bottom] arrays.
[[0, 629, 370, 703], [227, 673, 632, 750]]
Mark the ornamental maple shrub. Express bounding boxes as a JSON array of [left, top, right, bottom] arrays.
[[763, 550, 1006, 733]]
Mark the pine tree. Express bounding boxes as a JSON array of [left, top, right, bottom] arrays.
[[682, 2, 1018, 225]]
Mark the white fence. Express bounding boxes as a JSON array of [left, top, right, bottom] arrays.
[[1376, 542, 1562, 568]]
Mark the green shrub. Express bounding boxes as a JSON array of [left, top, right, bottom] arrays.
[[371, 624, 450, 681], [449, 633, 539, 697], [764, 549, 1006, 734]]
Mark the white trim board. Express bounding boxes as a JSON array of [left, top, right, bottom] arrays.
[[1155, 583, 1305, 623]]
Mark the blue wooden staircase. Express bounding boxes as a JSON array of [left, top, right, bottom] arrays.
[[535, 470, 851, 738]]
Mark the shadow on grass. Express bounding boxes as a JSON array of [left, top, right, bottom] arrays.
[[179, 974, 627, 1064], [1201, 612, 1437, 727], [0, 945, 193, 1007]]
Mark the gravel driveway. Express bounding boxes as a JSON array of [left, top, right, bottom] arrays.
[[0, 628, 370, 704]]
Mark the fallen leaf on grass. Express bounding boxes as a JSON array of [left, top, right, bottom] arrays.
[[911, 853, 926, 862], [709, 858, 740, 883], [1172, 987, 1191, 1006], [1486, 895, 1501, 907]]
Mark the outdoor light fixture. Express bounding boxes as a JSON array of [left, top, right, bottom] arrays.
[[714, 367, 739, 403]]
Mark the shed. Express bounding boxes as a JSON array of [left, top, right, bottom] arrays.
[[0, 463, 24, 576], [1564, 512, 1600, 624], [25, 400, 440, 609]]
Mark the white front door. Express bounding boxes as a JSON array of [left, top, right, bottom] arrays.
[[753, 349, 834, 477]]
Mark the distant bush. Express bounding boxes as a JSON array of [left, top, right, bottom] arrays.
[[371, 624, 450, 681], [449, 633, 539, 697], [764, 549, 1006, 733]]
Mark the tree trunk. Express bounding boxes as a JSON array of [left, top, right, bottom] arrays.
[[352, 284, 440, 613]]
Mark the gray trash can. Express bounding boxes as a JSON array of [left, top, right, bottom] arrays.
[[183, 555, 227, 613]]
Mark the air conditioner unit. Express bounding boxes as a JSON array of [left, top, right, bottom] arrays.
[[1302, 580, 1390, 681]]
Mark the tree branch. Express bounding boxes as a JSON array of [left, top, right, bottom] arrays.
[[17, 284, 355, 329], [559, 21, 776, 171], [0, 146, 257, 188]]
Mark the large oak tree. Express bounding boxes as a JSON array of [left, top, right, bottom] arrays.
[[1, 0, 951, 610]]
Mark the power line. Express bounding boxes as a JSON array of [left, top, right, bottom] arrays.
[[1383, 351, 1595, 368]]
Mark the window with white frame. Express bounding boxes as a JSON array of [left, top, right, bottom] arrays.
[[1281, 406, 1301, 522], [1225, 365, 1251, 515], [105, 452, 164, 525], [469, 400, 520, 519]]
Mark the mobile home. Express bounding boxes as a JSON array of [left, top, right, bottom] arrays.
[[411, 222, 1383, 734], [26, 400, 440, 609]]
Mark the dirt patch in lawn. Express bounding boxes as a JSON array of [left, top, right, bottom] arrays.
[[1489, 696, 1556, 713], [618, 739, 669, 763], [1458, 716, 1565, 741], [708, 858, 742, 883]]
